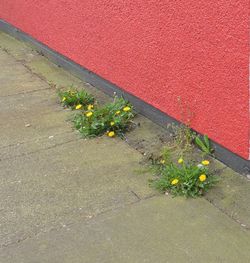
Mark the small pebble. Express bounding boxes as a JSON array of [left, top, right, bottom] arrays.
[[25, 124, 31, 127]]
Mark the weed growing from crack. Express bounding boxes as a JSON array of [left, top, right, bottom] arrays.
[[73, 96, 135, 138], [150, 153, 218, 198], [58, 87, 95, 110]]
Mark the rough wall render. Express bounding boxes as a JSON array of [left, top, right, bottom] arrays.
[[0, 0, 249, 159]]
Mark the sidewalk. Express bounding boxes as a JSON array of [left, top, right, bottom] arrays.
[[0, 31, 250, 263]]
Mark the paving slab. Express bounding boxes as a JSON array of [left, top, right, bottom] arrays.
[[0, 137, 154, 247], [0, 31, 35, 62], [0, 90, 73, 148], [0, 50, 46, 96], [1, 196, 249, 263], [206, 167, 250, 228], [0, 131, 78, 161]]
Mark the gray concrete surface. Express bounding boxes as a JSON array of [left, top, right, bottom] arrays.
[[0, 31, 250, 262]]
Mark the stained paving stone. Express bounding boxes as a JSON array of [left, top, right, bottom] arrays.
[[26, 55, 113, 105], [0, 89, 73, 148], [0, 50, 46, 96], [0, 31, 250, 262], [205, 167, 250, 228], [0, 131, 78, 161], [0, 31, 35, 62], [0, 137, 154, 248], [1, 197, 250, 263]]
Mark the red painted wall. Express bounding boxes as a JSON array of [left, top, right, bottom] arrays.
[[0, 1, 249, 159]]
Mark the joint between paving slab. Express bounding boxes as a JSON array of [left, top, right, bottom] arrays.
[[0, 195, 157, 249], [130, 190, 141, 201], [0, 134, 80, 162], [0, 223, 68, 249], [205, 196, 249, 230], [0, 46, 53, 88], [0, 87, 53, 98], [0, 130, 74, 151]]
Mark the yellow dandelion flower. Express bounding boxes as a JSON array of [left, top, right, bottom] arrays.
[[201, 160, 210, 166], [123, 106, 131, 112], [75, 104, 83, 110], [115, 110, 121, 115], [160, 159, 165, 164], [178, 158, 184, 164], [110, 121, 115, 126], [199, 174, 207, 182], [86, 112, 93, 117], [107, 131, 115, 137], [171, 179, 179, 185], [87, 104, 94, 110], [62, 97, 66, 102]]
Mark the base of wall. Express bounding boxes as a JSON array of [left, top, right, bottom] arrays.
[[1, 19, 249, 176]]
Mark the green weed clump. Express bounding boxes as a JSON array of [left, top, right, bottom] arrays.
[[73, 97, 135, 138], [58, 88, 95, 110], [151, 148, 218, 198]]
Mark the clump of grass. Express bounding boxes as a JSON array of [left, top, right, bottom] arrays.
[[151, 154, 218, 198], [73, 97, 135, 138], [58, 87, 95, 110]]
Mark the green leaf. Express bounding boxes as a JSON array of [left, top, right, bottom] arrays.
[[204, 135, 210, 149]]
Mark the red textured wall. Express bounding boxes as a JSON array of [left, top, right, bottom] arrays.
[[0, 1, 249, 159]]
